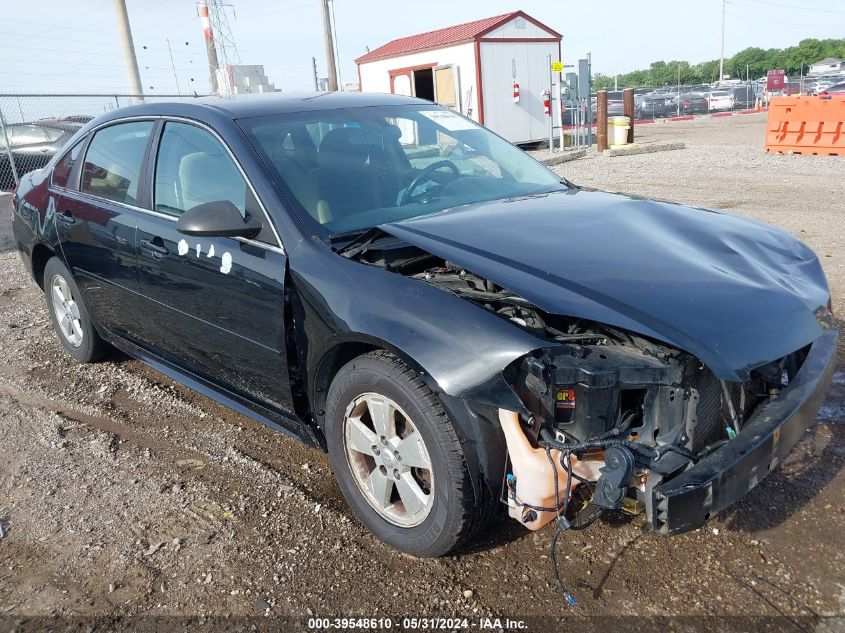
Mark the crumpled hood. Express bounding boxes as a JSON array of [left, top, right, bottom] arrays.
[[381, 189, 832, 381]]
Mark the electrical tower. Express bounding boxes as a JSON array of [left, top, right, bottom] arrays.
[[207, 0, 241, 69], [197, 0, 241, 94]]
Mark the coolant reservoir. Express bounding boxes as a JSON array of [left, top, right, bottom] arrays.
[[499, 409, 603, 531]]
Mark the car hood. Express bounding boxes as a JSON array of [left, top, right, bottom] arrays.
[[380, 189, 832, 381]]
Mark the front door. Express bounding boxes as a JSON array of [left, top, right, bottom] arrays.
[[133, 120, 294, 414], [54, 120, 155, 336]]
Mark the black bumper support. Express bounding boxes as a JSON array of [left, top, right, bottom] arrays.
[[652, 328, 838, 535]]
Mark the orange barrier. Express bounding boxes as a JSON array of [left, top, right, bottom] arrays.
[[765, 95, 844, 156]]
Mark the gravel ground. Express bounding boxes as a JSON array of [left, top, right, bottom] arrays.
[[1, 114, 844, 631]]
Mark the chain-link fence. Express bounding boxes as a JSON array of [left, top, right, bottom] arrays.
[[593, 82, 767, 121], [0, 93, 207, 191]]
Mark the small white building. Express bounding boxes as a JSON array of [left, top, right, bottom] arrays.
[[808, 58, 845, 76], [217, 64, 277, 95], [356, 11, 562, 144]]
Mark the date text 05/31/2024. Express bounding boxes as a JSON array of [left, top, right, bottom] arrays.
[[307, 617, 528, 630]]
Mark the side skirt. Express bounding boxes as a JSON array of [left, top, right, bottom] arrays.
[[103, 333, 322, 449]]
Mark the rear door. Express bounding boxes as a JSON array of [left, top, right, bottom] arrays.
[[133, 119, 294, 413], [54, 119, 155, 336]]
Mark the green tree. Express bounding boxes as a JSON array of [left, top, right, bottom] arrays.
[[592, 38, 845, 89], [592, 73, 614, 90]]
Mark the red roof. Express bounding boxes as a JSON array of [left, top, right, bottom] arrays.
[[355, 11, 560, 64]]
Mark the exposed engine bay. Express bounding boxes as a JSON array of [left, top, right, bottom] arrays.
[[417, 261, 808, 531], [335, 223, 828, 604], [338, 231, 809, 533]]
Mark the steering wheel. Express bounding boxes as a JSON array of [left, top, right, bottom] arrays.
[[400, 160, 460, 206]]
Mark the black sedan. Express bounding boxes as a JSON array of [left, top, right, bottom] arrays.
[[635, 94, 673, 118], [10, 93, 837, 557], [670, 92, 709, 115]]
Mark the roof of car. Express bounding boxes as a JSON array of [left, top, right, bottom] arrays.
[[94, 91, 426, 122]]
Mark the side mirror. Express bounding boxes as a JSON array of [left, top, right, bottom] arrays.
[[176, 200, 262, 239]]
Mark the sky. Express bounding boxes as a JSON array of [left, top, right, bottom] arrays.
[[1, 0, 844, 95]]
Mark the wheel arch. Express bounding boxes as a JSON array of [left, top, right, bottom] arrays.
[[310, 333, 441, 434], [31, 242, 57, 290], [310, 334, 510, 524]]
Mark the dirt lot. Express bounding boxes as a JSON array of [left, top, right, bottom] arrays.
[[1, 114, 844, 631]]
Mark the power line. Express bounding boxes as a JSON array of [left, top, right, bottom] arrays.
[[0, 55, 198, 73], [729, 0, 845, 14], [725, 7, 845, 27]]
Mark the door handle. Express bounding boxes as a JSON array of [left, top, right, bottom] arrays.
[[57, 210, 75, 226], [140, 238, 169, 259]]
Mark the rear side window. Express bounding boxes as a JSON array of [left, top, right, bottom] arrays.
[[80, 121, 154, 206], [52, 140, 84, 189]]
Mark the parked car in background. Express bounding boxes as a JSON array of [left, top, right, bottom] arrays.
[[706, 90, 735, 112], [670, 92, 709, 115], [731, 84, 757, 108], [591, 90, 625, 117], [635, 93, 673, 118], [819, 82, 845, 96], [38, 115, 94, 126], [0, 121, 82, 190], [11, 92, 837, 557], [688, 84, 712, 94]]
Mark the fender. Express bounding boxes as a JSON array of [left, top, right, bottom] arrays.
[[289, 244, 544, 503], [289, 243, 544, 414]]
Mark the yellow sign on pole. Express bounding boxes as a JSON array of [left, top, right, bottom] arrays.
[[551, 61, 564, 73]]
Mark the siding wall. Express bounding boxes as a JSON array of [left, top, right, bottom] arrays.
[[358, 43, 479, 121], [480, 40, 559, 144]]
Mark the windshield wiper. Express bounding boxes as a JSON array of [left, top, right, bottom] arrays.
[[330, 227, 390, 258]]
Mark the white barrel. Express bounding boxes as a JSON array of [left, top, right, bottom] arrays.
[[608, 115, 630, 146]]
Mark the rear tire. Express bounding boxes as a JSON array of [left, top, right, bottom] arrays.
[[44, 257, 107, 363], [324, 351, 481, 557]]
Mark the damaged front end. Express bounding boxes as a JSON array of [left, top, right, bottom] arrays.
[[502, 332, 826, 534], [336, 228, 837, 536]]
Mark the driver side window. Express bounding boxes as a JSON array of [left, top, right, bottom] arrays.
[[395, 116, 502, 179], [154, 122, 249, 218], [153, 122, 274, 244]]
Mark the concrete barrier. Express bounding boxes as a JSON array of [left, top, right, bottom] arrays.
[[765, 96, 844, 156]]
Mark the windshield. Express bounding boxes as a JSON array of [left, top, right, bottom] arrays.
[[239, 104, 564, 239]]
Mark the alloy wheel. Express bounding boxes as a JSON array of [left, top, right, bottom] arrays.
[[342, 392, 434, 527], [50, 274, 84, 348]]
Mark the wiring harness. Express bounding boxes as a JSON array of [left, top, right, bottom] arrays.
[[527, 415, 701, 607]]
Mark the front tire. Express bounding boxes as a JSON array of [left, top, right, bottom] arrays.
[[324, 351, 479, 557], [44, 257, 107, 363]]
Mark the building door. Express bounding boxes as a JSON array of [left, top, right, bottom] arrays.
[[434, 65, 460, 111]]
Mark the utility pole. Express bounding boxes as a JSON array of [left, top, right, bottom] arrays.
[[718, 0, 726, 85], [312, 57, 319, 91], [329, 0, 343, 89], [198, 0, 220, 94], [677, 63, 681, 116], [112, 0, 143, 99], [320, 0, 338, 91]]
